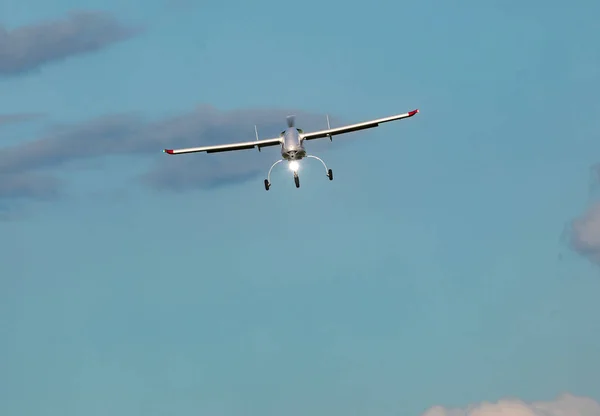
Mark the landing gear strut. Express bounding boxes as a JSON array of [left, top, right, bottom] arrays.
[[306, 155, 334, 182], [263, 156, 333, 190], [264, 159, 284, 191]]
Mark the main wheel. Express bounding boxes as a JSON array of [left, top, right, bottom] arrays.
[[294, 175, 300, 188], [264, 179, 270, 191], [327, 168, 333, 180]]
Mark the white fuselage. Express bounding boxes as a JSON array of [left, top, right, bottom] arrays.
[[280, 127, 306, 161]]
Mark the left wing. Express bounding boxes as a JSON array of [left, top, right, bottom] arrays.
[[164, 137, 282, 155], [300, 109, 419, 141]]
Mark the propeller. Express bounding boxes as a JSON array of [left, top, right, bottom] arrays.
[[286, 114, 295, 128]]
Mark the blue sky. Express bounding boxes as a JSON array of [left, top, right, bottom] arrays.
[[1, 0, 600, 415]]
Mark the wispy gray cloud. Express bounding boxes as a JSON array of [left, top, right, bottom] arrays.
[[0, 105, 337, 205], [0, 172, 61, 221], [0, 113, 43, 126], [0, 10, 141, 75], [0, 172, 61, 200]]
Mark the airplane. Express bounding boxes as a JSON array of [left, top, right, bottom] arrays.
[[163, 108, 419, 190]]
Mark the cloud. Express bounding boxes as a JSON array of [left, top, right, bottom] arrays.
[[0, 113, 44, 126], [422, 393, 600, 416], [0, 104, 337, 204], [565, 163, 600, 265], [0, 10, 141, 75], [568, 202, 600, 265], [0, 172, 61, 200]]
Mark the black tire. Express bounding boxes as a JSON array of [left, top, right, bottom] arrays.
[[294, 175, 300, 188], [328, 169, 333, 180], [264, 179, 270, 191]]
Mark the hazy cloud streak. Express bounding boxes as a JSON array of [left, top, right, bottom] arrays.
[[0, 10, 141, 75], [0, 113, 43, 126], [0, 172, 61, 200], [0, 105, 337, 202]]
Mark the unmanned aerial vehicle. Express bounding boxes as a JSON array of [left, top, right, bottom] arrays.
[[163, 108, 419, 190]]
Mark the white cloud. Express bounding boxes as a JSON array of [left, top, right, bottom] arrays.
[[422, 394, 600, 416]]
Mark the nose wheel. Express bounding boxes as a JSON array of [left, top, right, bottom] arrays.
[[294, 172, 300, 188], [327, 168, 333, 180]]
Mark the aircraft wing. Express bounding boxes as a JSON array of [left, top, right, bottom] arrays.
[[163, 137, 282, 155], [300, 109, 419, 141]]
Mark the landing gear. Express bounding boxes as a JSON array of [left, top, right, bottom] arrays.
[[306, 155, 334, 181], [263, 156, 333, 190], [264, 159, 284, 191]]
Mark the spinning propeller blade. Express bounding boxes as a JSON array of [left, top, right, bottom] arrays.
[[286, 115, 295, 128]]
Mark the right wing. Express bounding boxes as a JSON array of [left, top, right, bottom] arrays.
[[163, 137, 282, 155], [300, 109, 419, 141]]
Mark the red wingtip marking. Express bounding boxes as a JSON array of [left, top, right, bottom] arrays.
[[164, 149, 174, 154], [408, 109, 419, 116]]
